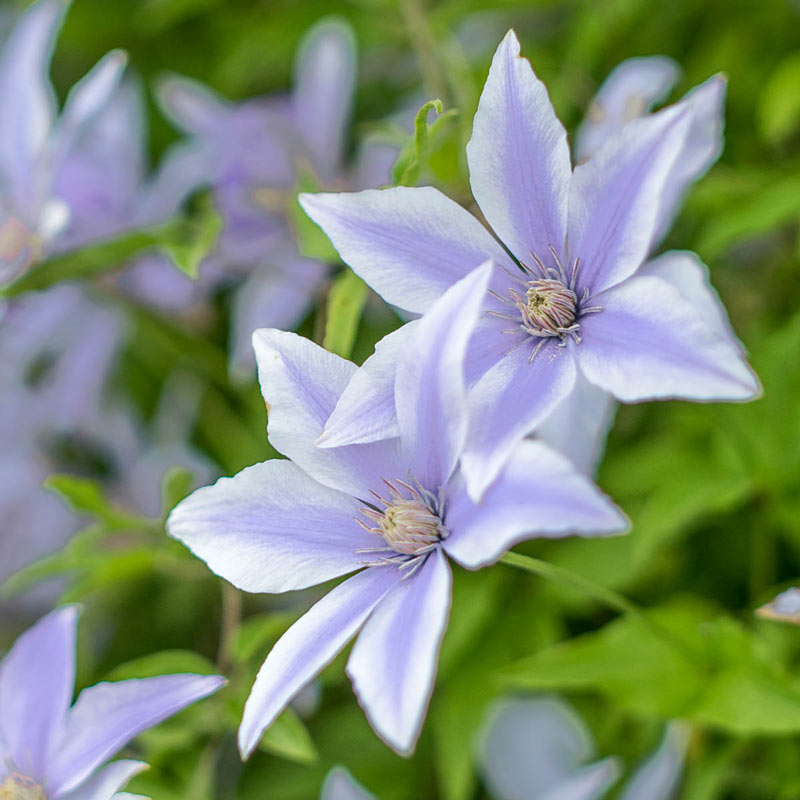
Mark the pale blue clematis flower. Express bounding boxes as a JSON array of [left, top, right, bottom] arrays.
[[156, 18, 398, 374], [167, 263, 627, 756], [478, 697, 688, 800], [0, 606, 224, 800], [300, 30, 758, 498], [757, 588, 800, 625], [538, 54, 729, 472]]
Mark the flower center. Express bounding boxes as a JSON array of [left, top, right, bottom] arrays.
[[0, 774, 47, 800], [355, 478, 448, 577], [489, 246, 603, 362]]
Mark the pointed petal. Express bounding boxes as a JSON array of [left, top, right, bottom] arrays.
[[239, 567, 399, 758], [654, 75, 726, 241], [320, 767, 377, 800], [535, 370, 617, 474], [396, 262, 492, 487], [479, 696, 602, 798], [0, 605, 77, 779], [540, 761, 622, 800], [155, 73, 229, 136], [466, 29, 571, 265], [619, 723, 689, 800], [293, 19, 356, 181], [639, 250, 739, 345], [167, 460, 375, 593], [51, 674, 224, 794], [575, 56, 680, 162], [253, 328, 403, 499], [0, 0, 66, 217], [347, 549, 451, 755], [319, 323, 416, 448], [444, 440, 626, 568], [757, 588, 800, 625], [58, 760, 147, 800], [568, 105, 691, 297], [56, 50, 128, 158], [461, 340, 577, 501], [299, 187, 508, 313], [576, 275, 760, 402]]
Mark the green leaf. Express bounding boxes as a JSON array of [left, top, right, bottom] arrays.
[[758, 52, 800, 146], [105, 649, 220, 681], [1, 227, 167, 297], [323, 269, 368, 358], [44, 474, 155, 531], [158, 193, 222, 278], [392, 99, 458, 187], [233, 610, 298, 664], [259, 707, 318, 764]]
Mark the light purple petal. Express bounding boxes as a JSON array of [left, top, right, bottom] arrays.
[[58, 760, 147, 800], [461, 340, 577, 501], [575, 56, 680, 162], [576, 275, 760, 402], [299, 187, 509, 314], [535, 370, 617, 475], [639, 250, 738, 345], [0, 606, 77, 781], [167, 460, 375, 593], [155, 73, 229, 137], [293, 18, 356, 182], [51, 674, 224, 795], [396, 262, 492, 488], [239, 566, 399, 758], [320, 767, 377, 800], [540, 761, 622, 800], [252, 328, 403, 499], [466, 29, 571, 266], [0, 0, 65, 218], [319, 323, 417, 448], [653, 75, 726, 242], [479, 696, 604, 799], [444, 440, 627, 569], [619, 723, 689, 800], [55, 50, 128, 161], [230, 249, 327, 375], [568, 105, 690, 297], [347, 549, 451, 755], [757, 588, 800, 625]]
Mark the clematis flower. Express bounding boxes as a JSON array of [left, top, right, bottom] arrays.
[[0, 606, 224, 800], [300, 30, 758, 498], [320, 767, 376, 800], [537, 54, 729, 471], [478, 696, 688, 800], [167, 263, 627, 756], [156, 18, 399, 373]]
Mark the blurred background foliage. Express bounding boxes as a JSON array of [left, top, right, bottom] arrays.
[[3, 0, 800, 798]]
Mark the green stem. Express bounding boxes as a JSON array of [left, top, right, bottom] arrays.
[[501, 551, 642, 618], [401, 0, 450, 105], [217, 582, 242, 674]]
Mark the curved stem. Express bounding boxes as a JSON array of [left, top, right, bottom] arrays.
[[217, 582, 242, 674], [501, 551, 642, 618]]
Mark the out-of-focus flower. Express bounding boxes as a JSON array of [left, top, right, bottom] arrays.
[[156, 18, 399, 373], [757, 588, 800, 625], [0, 606, 224, 800], [478, 696, 688, 800], [167, 264, 626, 757], [301, 30, 758, 498], [320, 767, 376, 800]]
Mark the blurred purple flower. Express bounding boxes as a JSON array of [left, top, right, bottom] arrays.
[[167, 263, 626, 756], [300, 30, 758, 497], [320, 767, 376, 800], [156, 18, 399, 373], [478, 696, 688, 800], [757, 588, 800, 625], [0, 606, 224, 800]]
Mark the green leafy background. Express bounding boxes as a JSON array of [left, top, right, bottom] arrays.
[[3, 0, 800, 797]]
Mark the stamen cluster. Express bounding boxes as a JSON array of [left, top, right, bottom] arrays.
[[0, 773, 47, 800], [356, 478, 448, 577]]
